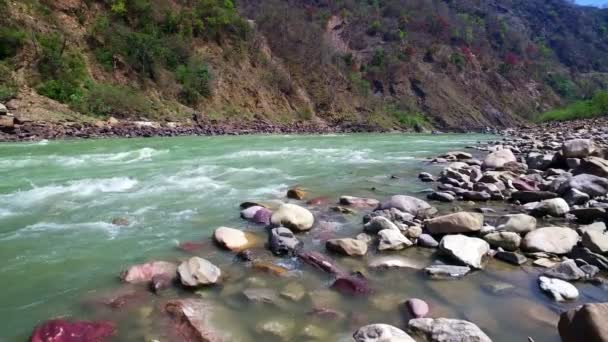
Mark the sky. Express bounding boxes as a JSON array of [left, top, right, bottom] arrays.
[[575, 0, 606, 6]]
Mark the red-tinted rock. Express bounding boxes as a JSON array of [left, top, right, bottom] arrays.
[[164, 299, 232, 342], [297, 251, 345, 276], [331, 274, 372, 296], [253, 208, 272, 225], [31, 319, 115, 342], [405, 298, 430, 318], [151, 274, 174, 293], [511, 179, 538, 192], [121, 261, 177, 284]]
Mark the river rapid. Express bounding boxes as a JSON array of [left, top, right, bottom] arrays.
[[0, 133, 596, 341]]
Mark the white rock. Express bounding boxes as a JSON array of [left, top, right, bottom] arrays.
[[539, 276, 579, 301]]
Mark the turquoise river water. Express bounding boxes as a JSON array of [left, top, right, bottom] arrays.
[[0, 134, 604, 341]]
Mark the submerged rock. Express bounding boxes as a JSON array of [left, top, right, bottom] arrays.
[[297, 251, 344, 275], [270, 203, 314, 231], [368, 256, 426, 270], [121, 261, 177, 284], [353, 324, 415, 342], [439, 235, 490, 269], [177, 257, 221, 287], [425, 212, 484, 234], [340, 196, 380, 208], [287, 186, 307, 200], [256, 318, 296, 340], [424, 265, 471, 279], [378, 229, 412, 251], [538, 276, 579, 301], [331, 274, 372, 296], [559, 303, 608, 342], [31, 320, 115, 342], [165, 299, 235, 341], [408, 318, 492, 342]]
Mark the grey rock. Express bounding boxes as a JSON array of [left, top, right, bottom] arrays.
[[418, 234, 439, 248], [582, 230, 608, 254], [269, 227, 303, 256], [326, 238, 368, 256], [544, 259, 586, 281], [425, 265, 471, 279], [563, 188, 590, 206], [495, 250, 528, 265], [559, 174, 608, 198], [378, 229, 413, 251], [497, 214, 537, 233], [483, 149, 517, 169], [377, 195, 436, 219], [425, 212, 484, 234], [529, 198, 570, 217], [522, 227, 579, 254], [408, 318, 492, 342], [178, 257, 221, 287], [427, 191, 456, 202], [511, 191, 558, 204], [353, 324, 415, 342], [538, 276, 579, 301], [562, 139, 594, 158], [364, 216, 399, 234], [439, 235, 490, 269], [483, 231, 522, 251]]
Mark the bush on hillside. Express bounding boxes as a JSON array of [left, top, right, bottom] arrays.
[[539, 91, 608, 122], [75, 83, 152, 117], [0, 27, 26, 60]]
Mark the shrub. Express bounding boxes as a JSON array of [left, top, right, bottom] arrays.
[[176, 58, 213, 105], [546, 73, 577, 99], [0, 61, 17, 101], [76, 83, 151, 117], [0, 27, 26, 60], [370, 49, 386, 67], [538, 91, 608, 122], [349, 73, 370, 96], [450, 52, 465, 70]]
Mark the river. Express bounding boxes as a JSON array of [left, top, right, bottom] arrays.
[[0, 134, 592, 341]]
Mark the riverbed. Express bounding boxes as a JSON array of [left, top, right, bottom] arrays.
[[0, 133, 600, 341]]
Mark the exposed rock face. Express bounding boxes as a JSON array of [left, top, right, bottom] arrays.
[[165, 299, 235, 342], [213, 227, 252, 252], [521, 227, 579, 254], [562, 139, 594, 158], [482, 149, 516, 169], [269, 227, 303, 256], [31, 319, 115, 342], [326, 238, 368, 256], [538, 276, 579, 301], [270, 204, 314, 231], [378, 229, 412, 251], [497, 214, 537, 233], [439, 235, 490, 269], [559, 303, 608, 342], [377, 195, 435, 218], [408, 318, 492, 342], [177, 257, 221, 286], [425, 212, 484, 234], [353, 324, 415, 342], [121, 261, 177, 284]]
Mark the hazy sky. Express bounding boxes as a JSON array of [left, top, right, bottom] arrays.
[[576, 0, 605, 6]]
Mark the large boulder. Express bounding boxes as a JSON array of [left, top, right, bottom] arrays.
[[510, 191, 558, 204], [425, 212, 484, 234], [575, 157, 608, 178], [378, 229, 413, 251], [521, 227, 579, 254], [377, 195, 436, 218], [177, 257, 221, 286], [582, 230, 608, 254], [213, 227, 253, 252], [364, 216, 399, 234], [497, 214, 537, 233], [164, 299, 236, 341], [240, 205, 263, 220], [483, 231, 521, 251], [559, 303, 608, 342], [559, 174, 608, 198], [538, 276, 579, 301], [121, 261, 177, 284], [526, 152, 554, 170], [439, 235, 490, 269], [31, 320, 115, 342], [562, 139, 595, 158], [529, 198, 570, 217], [408, 318, 492, 342], [482, 149, 516, 169], [269, 227, 303, 256], [270, 204, 314, 232], [353, 324, 415, 342], [326, 238, 368, 256]]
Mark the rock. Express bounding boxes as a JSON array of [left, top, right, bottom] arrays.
[[563, 139, 595, 158], [582, 230, 608, 254], [353, 324, 414, 342], [300, 324, 328, 340], [526, 152, 554, 170], [538, 276, 579, 301], [31, 319, 115, 342], [405, 298, 430, 318], [511, 191, 558, 204], [377, 195, 436, 218], [0, 114, 14, 128], [497, 214, 537, 233], [462, 191, 492, 201], [418, 234, 439, 248], [331, 274, 372, 296], [495, 251, 528, 265], [571, 208, 607, 224], [569, 247, 608, 270], [268, 227, 303, 256], [177, 257, 221, 286], [297, 251, 344, 275], [368, 256, 426, 270], [240, 205, 263, 220], [151, 274, 173, 293], [439, 235, 490, 269], [326, 238, 368, 256], [0, 103, 7, 115], [121, 261, 177, 284], [529, 198, 570, 217], [498, 161, 528, 174], [270, 203, 314, 232], [213, 227, 252, 252], [419, 172, 436, 182], [483, 232, 521, 251], [559, 174, 608, 197], [427, 191, 456, 202], [378, 229, 413, 251], [522, 227, 578, 254], [533, 258, 559, 268], [364, 216, 399, 234], [575, 157, 608, 178], [408, 318, 492, 342], [563, 188, 590, 206], [252, 261, 289, 277], [280, 282, 306, 301], [424, 265, 471, 279], [481, 281, 514, 294], [287, 186, 306, 200], [111, 217, 129, 226], [364, 208, 415, 225], [253, 208, 272, 225], [559, 303, 608, 342], [340, 196, 380, 208], [578, 222, 607, 235], [544, 259, 586, 281], [256, 318, 295, 340], [483, 148, 517, 169], [165, 299, 234, 341], [425, 212, 484, 234], [242, 288, 284, 306]]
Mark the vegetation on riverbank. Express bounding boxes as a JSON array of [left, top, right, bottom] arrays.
[[538, 91, 608, 122]]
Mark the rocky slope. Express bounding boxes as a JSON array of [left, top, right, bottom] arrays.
[[1, 0, 607, 133]]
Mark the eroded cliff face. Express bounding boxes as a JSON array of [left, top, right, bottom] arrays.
[[1, 0, 607, 130]]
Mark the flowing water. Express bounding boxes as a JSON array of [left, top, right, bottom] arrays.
[[0, 134, 603, 341]]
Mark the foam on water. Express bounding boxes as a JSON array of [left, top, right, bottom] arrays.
[[55, 147, 168, 167]]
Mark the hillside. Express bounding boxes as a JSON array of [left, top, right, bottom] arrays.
[[1, 0, 608, 131]]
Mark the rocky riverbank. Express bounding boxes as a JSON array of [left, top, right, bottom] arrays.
[[29, 117, 608, 341]]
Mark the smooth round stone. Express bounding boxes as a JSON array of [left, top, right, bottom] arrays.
[[353, 324, 415, 342], [326, 238, 368, 256], [213, 227, 251, 252], [177, 257, 221, 286], [539, 276, 579, 302], [405, 298, 429, 318], [270, 204, 314, 231]]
